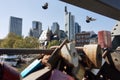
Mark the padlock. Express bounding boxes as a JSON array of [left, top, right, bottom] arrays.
[[83, 44, 102, 68], [0, 62, 21, 80], [60, 42, 80, 67], [52, 44, 102, 68], [98, 30, 112, 49], [21, 59, 43, 78], [76, 44, 102, 68], [49, 69, 75, 80], [23, 67, 51, 80]]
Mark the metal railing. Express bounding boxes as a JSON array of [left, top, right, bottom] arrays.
[[0, 48, 54, 55]]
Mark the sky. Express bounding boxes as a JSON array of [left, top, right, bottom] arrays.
[[0, 0, 117, 39]]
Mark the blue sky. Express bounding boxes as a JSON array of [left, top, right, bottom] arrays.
[[0, 0, 117, 39]]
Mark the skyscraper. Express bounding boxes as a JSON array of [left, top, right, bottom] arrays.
[[29, 21, 42, 38], [75, 22, 81, 34], [64, 6, 75, 41], [9, 16, 22, 36], [51, 22, 59, 34]]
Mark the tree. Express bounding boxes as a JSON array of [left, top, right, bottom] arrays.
[[0, 33, 23, 48], [1, 38, 15, 48], [7, 33, 23, 40], [13, 39, 25, 48], [23, 36, 39, 48], [0, 33, 40, 48], [47, 40, 60, 49], [0, 39, 3, 47]]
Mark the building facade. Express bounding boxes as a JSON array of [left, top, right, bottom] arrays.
[[75, 31, 97, 46], [75, 22, 81, 34], [9, 16, 22, 36], [58, 30, 67, 41], [51, 22, 60, 34], [39, 28, 52, 43], [64, 6, 75, 41], [29, 21, 42, 38]]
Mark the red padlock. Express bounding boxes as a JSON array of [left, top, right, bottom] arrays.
[[98, 30, 112, 49], [0, 62, 21, 80]]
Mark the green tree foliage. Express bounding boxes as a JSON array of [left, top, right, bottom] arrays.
[[1, 38, 15, 48], [47, 40, 60, 49], [0, 39, 3, 47], [0, 33, 21, 48], [23, 36, 39, 48], [13, 39, 25, 48], [0, 33, 39, 48], [7, 33, 22, 39]]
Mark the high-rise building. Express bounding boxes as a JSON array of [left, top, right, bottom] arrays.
[[58, 30, 67, 41], [64, 6, 75, 41], [9, 16, 22, 36], [75, 22, 81, 34], [51, 22, 60, 35], [29, 21, 42, 38]]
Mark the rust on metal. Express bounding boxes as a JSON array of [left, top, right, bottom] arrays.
[[47, 39, 69, 68], [111, 51, 120, 72], [98, 30, 112, 49], [83, 44, 102, 68]]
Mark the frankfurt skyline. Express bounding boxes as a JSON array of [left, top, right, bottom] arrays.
[[0, 0, 117, 39]]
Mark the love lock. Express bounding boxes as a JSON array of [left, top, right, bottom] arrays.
[[0, 62, 21, 80], [60, 42, 80, 67], [111, 51, 120, 72], [83, 44, 102, 68], [76, 44, 102, 68]]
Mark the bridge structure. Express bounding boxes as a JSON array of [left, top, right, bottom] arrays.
[[60, 0, 120, 21]]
